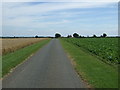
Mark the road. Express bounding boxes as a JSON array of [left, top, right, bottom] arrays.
[[3, 39, 87, 88]]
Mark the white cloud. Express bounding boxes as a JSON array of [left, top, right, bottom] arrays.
[[3, 2, 116, 17], [0, 0, 2, 34], [3, 2, 116, 28], [2, 0, 119, 2], [2, 2, 118, 36]]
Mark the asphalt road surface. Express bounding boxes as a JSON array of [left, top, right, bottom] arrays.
[[3, 39, 87, 88]]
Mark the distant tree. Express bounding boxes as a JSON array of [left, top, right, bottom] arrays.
[[55, 33, 61, 38], [93, 34, 97, 38], [73, 33, 79, 38], [79, 35, 82, 38], [80, 36, 84, 38], [70, 35, 72, 38], [103, 33, 107, 37], [67, 35, 69, 38], [67, 35, 72, 38], [100, 35, 103, 37], [35, 35, 39, 38]]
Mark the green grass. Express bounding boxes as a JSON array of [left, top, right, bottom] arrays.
[[60, 39, 118, 88], [2, 39, 50, 77]]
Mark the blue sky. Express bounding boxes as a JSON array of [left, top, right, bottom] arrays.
[[2, 1, 118, 37]]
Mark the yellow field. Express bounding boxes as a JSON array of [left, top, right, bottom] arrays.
[[1, 38, 48, 55]]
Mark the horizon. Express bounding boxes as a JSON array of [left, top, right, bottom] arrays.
[[2, 32, 118, 37]]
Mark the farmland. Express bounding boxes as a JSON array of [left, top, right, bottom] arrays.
[[62, 38, 119, 64], [2, 38, 50, 77], [60, 38, 118, 88], [1, 38, 119, 88], [1, 38, 48, 55]]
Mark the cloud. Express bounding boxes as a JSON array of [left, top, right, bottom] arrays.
[[2, 2, 118, 36], [0, 1, 2, 34], [3, 0, 119, 2], [3, 2, 117, 17]]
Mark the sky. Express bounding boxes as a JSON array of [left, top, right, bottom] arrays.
[[1, 0, 119, 37]]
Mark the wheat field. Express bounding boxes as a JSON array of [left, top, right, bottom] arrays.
[[1, 38, 48, 55]]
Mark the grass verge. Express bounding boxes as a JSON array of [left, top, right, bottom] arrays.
[[2, 39, 50, 77], [60, 39, 118, 88]]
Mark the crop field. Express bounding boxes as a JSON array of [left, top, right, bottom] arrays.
[[62, 38, 119, 64], [2, 38, 50, 77], [1, 38, 48, 55], [60, 38, 118, 88]]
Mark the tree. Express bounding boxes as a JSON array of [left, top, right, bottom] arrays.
[[35, 35, 38, 38], [103, 33, 107, 37], [67, 35, 72, 38], [55, 33, 61, 38], [73, 33, 79, 38], [93, 34, 97, 38], [100, 35, 103, 37]]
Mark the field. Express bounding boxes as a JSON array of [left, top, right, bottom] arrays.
[[1, 38, 48, 55], [2, 38, 50, 77], [60, 38, 118, 88], [1, 38, 119, 88], [62, 38, 119, 64]]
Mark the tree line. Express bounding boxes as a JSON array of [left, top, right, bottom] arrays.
[[55, 33, 107, 38]]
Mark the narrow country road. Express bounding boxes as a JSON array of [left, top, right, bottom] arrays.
[[3, 39, 87, 88]]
